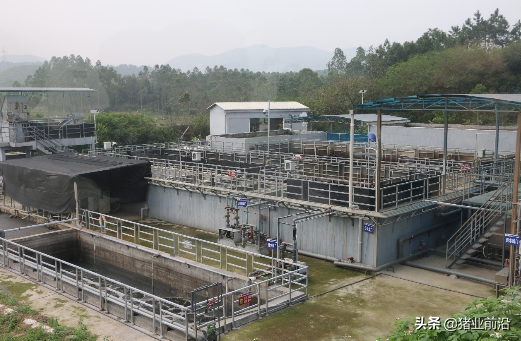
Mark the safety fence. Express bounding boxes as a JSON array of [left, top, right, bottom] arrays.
[[0, 208, 309, 339], [89, 148, 469, 211], [0, 236, 191, 339], [79, 209, 309, 335]]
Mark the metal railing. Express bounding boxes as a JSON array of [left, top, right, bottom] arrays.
[[0, 236, 191, 339], [446, 162, 514, 267], [79, 209, 308, 335], [80, 209, 306, 278], [0, 206, 309, 339]]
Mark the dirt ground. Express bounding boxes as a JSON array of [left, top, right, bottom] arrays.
[[221, 254, 496, 341], [0, 266, 157, 341]]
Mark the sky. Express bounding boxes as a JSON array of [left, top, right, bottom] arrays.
[[1, 0, 520, 66]]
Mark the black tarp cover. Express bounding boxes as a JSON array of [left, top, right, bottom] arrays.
[[0, 153, 151, 213]]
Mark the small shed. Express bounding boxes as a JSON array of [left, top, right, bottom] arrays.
[[208, 102, 310, 136]]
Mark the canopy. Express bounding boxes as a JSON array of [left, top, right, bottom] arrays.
[[0, 153, 151, 213]]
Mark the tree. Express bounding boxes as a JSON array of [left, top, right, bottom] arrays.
[[179, 92, 191, 113], [327, 48, 348, 75], [379, 287, 521, 341]]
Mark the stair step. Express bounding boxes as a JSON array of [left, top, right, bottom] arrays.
[[455, 260, 466, 265], [489, 226, 500, 232], [471, 243, 482, 249], [483, 232, 494, 237], [460, 254, 471, 259], [478, 237, 488, 243]]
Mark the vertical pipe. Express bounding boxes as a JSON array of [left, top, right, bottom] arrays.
[[267, 100, 271, 154], [257, 283, 261, 317], [349, 110, 355, 208], [265, 284, 269, 316], [495, 104, 500, 160], [443, 102, 448, 194], [124, 287, 128, 322], [508, 112, 521, 288], [231, 292, 235, 328], [375, 109, 382, 212], [74, 182, 79, 225], [357, 218, 363, 263]]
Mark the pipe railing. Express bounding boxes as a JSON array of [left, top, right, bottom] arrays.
[[79, 209, 308, 336], [0, 236, 190, 339]]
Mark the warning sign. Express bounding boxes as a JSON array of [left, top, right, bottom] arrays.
[[238, 292, 252, 306]]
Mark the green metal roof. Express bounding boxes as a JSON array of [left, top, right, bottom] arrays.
[[355, 94, 521, 113]]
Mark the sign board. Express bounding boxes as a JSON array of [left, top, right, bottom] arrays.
[[238, 292, 252, 306], [90, 110, 99, 114], [237, 199, 248, 207], [267, 239, 277, 250], [182, 240, 194, 249], [227, 170, 237, 178], [505, 233, 520, 246], [363, 223, 374, 234], [459, 164, 471, 171]]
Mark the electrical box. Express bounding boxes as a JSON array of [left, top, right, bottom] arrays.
[[478, 149, 486, 158], [103, 142, 116, 150], [284, 160, 296, 171], [192, 152, 202, 162], [99, 191, 110, 213]]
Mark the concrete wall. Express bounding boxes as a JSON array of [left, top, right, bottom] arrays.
[[376, 210, 460, 266], [146, 184, 464, 267], [210, 106, 226, 135], [11, 229, 80, 263], [78, 231, 249, 300], [369, 125, 517, 153], [207, 131, 327, 153], [146, 184, 377, 266], [210, 106, 310, 136]]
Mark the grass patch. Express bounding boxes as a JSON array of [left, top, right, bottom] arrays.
[[0, 279, 38, 300], [52, 298, 68, 309], [0, 292, 99, 341]]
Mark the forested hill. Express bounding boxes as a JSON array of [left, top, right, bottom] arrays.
[[20, 9, 521, 127]]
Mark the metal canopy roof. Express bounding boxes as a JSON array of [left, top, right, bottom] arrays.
[[0, 87, 96, 93], [208, 101, 309, 111], [284, 113, 409, 124], [355, 94, 521, 113]]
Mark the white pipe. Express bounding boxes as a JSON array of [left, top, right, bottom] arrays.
[[349, 109, 354, 208], [357, 218, 363, 263]]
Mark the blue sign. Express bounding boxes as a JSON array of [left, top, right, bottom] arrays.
[[237, 199, 248, 207], [363, 223, 374, 234], [267, 239, 277, 250], [505, 234, 520, 246]]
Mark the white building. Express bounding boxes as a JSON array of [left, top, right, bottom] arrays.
[[208, 102, 310, 135]]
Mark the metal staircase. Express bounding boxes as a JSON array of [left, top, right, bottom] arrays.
[[446, 172, 513, 268], [31, 126, 71, 154]]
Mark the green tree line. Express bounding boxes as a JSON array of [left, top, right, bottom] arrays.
[[22, 9, 521, 143]]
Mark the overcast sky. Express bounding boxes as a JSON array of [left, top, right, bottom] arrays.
[[1, 0, 520, 66]]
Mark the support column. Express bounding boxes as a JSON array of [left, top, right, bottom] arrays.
[[0, 148, 5, 162], [495, 104, 500, 160], [349, 110, 354, 208], [508, 112, 521, 288], [375, 109, 382, 212], [442, 103, 448, 194]]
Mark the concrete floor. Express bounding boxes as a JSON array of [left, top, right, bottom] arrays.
[[0, 212, 55, 239]]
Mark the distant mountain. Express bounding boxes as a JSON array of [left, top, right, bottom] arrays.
[[166, 45, 357, 73], [0, 64, 41, 86], [2, 55, 45, 63], [111, 64, 147, 76]]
